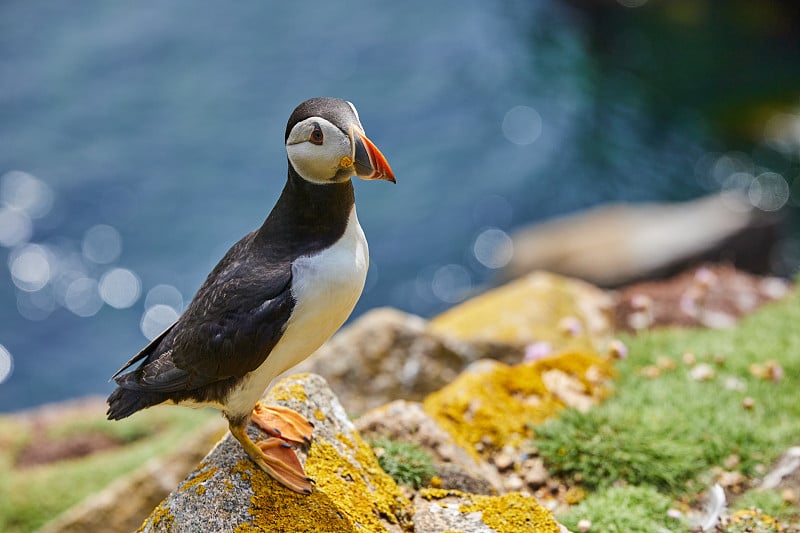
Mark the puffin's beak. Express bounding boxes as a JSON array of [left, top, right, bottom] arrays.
[[352, 131, 396, 183]]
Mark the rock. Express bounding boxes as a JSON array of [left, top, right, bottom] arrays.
[[423, 353, 612, 456], [38, 419, 226, 533], [430, 271, 613, 352], [501, 192, 781, 287], [522, 458, 549, 487], [293, 308, 521, 416], [613, 264, 792, 332], [541, 370, 595, 412], [355, 400, 503, 494], [140, 374, 412, 533], [414, 489, 569, 533]]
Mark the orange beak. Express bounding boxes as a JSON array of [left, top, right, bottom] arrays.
[[352, 131, 396, 183]]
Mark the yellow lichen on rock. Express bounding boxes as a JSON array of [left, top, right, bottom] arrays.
[[139, 502, 174, 533], [430, 271, 612, 351], [268, 376, 309, 403], [178, 462, 217, 496], [423, 351, 612, 455], [460, 492, 562, 533], [418, 488, 562, 533], [233, 432, 411, 532]]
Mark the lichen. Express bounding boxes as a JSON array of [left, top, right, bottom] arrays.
[[419, 489, 561, 533], [419, 487, 467, 500], [313, 408, 326, 421], [233, 431, 412, 532], [139, 501, 174, 532], [423, 350, 612, 457], [178, 462, 217, 496], [430, 271, 610, 351], [723, 509, 784, 532], [268, 378, 309, 403], [460, 492, 561, 533]]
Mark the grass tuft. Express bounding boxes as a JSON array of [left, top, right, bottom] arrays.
[[559, 485, 686, 533], [369, 437, 435, 489]]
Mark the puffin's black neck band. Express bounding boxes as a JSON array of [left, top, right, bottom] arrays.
[[254, 165, 355, 261]]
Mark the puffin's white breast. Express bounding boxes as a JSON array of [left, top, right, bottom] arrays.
[[223, 206, 368, 417]]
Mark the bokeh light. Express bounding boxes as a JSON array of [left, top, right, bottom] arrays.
[[99, 268, 142, 309], [9, 244, 51, 292], [145, 284, 184, 312], [0, 207, 33, 248], [64, 277, 103, 317], [473, 228, 514, 269], [502, 105, 543, 145], [0, 170, 54, 219], [0, 344, 13, 384], [431, 264, 472, 304], [16, 286, 57, 321], [141, 304, 180, 340], [749, 172, 790, 212], [82, 224, 122, 264]]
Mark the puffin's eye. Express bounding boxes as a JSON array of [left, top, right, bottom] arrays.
[[309, 124, 324, 145]]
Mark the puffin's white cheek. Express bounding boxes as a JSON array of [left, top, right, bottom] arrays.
[[287, 144, 341, 183]]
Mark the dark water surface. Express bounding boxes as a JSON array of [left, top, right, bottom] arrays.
[[1, 1, 790, 410]]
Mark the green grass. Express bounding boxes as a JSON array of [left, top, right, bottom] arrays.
[[534, 291, 800, 530], [559, 485, 686, 533], [0, 405, 214, 533], [369, 437, 436, 489]]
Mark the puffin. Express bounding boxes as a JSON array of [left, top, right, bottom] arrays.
[[107, 97, 395, 494]]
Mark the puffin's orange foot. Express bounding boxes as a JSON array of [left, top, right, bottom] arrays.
[[229, 424, 313, 494], [251, 403, 314, 445]]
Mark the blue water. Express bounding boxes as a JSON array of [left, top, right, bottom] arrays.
[[0, 1, 771, 410]]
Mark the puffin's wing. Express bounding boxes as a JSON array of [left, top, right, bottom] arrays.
[[110, 322, 176, 380], [115, 261, 294, 393]]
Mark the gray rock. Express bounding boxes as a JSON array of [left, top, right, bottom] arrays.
[[293, 308, 520, 416], [140, 374, 412, 533], [356, 400, 503, 494], [502, 192, 780, 287]]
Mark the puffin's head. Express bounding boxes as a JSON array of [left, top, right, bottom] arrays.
[[285, 97, 395, 185]]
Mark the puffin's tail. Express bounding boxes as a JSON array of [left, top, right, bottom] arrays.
[[106, 386, 156, 420]]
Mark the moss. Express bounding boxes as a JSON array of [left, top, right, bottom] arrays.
[[460, 492, 562, 533], [423, 350, 611, 456], [234, 431, 411, 532]]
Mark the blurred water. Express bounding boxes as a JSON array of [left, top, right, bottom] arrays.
[[0, 1, 791, 410]]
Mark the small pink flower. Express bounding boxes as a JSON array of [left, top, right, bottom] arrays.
[[524, 341, 553, 362]]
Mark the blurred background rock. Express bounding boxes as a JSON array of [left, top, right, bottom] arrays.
[[1, 0, 799, 411]]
